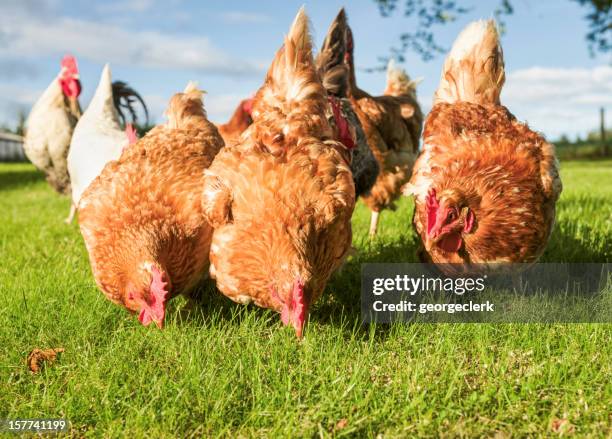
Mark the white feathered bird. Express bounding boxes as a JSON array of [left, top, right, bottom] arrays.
[[68, 64, 147, 209], [24, 55, 82, 221]]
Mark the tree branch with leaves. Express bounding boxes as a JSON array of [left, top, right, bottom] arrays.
[[371, 0, 610, 69]]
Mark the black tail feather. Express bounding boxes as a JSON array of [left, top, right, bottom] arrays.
[[316, 8, 349, 98], [111, 81, 149, 126], [317, 8, 380, 197]]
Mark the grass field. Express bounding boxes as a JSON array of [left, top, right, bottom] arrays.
[[1, 161, 611, 437]]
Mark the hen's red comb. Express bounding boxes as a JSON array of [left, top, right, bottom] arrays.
[[150, 265, 169, 309], [61, 55, 79, 77], [291, 280, 306, 337], [275, 279, 307, 338], [138, 265, 169, 328]]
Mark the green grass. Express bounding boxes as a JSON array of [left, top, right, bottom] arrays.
[[1, 161, 611, 437]]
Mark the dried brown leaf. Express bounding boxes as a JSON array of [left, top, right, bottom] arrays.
[[27, 348, 65, 373], [550, 418, 576, 435], [335, 418, 348, 430]]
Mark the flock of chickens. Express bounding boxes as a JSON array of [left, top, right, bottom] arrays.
[[22, 8, 561, 337]]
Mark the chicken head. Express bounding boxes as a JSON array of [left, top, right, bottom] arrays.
[[125, 264, 170, 329], [59, 55, 82, 100], [426, 188, 475, 253]]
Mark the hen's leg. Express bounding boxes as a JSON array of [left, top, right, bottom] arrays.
[[64, 203, 76, 224], [369, 211, 380, 238]]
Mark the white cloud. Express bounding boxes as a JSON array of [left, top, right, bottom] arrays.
[[502, 65, 612, 139], [0, 85, 41, 106], [2, 0, 59, 18], [219, 11, 272, 24], [95, 0, 156, 14], [0, 59, 40, 80], [0, 83, 45, 127], [0, 6, 262, 77]]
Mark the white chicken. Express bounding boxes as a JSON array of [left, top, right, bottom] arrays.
[[24, 55, 82, 221], [68, 64, 147, 208]]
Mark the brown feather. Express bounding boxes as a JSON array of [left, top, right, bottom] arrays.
[[341, 14, 423, 217], [79, 85, 224, 313], [409, 20, 561, 268], [433, 20, 505, 106], [217, 99, 252, 146], [202, 8, 355, 333]]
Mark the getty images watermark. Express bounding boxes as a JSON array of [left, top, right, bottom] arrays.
[[361, 263, 612, 323], [372, 273, 493, 314]]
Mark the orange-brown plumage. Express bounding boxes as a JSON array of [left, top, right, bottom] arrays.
[[339, 10, 423, 236], [78, 83, 224, 327], [217, 98, 253, 146], [202, 8, 355, 337], [407, 20, 562, 267]]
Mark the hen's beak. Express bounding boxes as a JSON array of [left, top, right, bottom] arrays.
[[426, 224, 443, 251], [69, 97, 81, 118], [138, 307, 165, 329], [280, 303, 309, 338], [275, 280, 309, 339], [425, 235, 442, 252], [425, 237, 433, 252], [149, 308, 166, 329], [293, 316, 305, 339], [426, 203, 453, 249]]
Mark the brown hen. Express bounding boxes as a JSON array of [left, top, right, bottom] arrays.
[[201, 8, 355, 338], [406, 20, 562, 269], [79, 82, 224, 328], [217, 98, 253, 146], [338, 10, 423, 237]]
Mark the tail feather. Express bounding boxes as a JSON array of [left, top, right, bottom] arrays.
[[385, 59, 422, 98], [433, 19, 505, 106], [112, 80, 149, 126], [87, 64, 116, 121], [315, 8, 349, 98], [284, 7, 311, 72], [165, 81, 207, 129], [254, 7, 328, 142], [263, 7, 323, 107], [183, 81, 201, 95]]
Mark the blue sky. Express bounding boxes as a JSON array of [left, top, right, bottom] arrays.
[[1, 0, 610, 139]]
